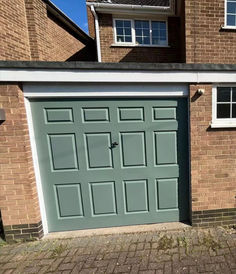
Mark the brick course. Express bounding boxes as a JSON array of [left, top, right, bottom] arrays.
[[190, 84, 236, 213], [0, 84, 41, 241]]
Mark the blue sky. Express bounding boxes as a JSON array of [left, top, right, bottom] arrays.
[[51, 0, 88, 33]]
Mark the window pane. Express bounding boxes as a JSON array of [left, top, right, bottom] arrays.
[[152, 38, 159, 44], [217, 87, 231, 102], [152, 30, 159, 36], [116, 28, 123, 35], [232, 104, 236, 118], [136, 29, 142, 36], [160, 30, 167, 40], [143, 30, 150, 37], [217, 104, 231, 118], [117, 36, 124, 42], [125, 36, 132, 42], [124, 21, 131, 28], [135, 21, 141, 28], [124, 28, 131, 35], [152, 22, 159, 29], [227, 2, 236, 14], [232, 88, 236, 102], [227, 15, 236, 26], [136, 37, 142, 44], [160, 22, 166, 30], [116, 20, 123, 28], [142, 21, 149, 28], [144, 37, 150, 44]]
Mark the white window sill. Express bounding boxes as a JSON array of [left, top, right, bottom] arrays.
[[221, 26, 236, 30], [211, 122, 236, 128], [111, 43, 170, 48]]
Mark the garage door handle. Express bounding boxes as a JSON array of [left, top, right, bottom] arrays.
[[110, 142, 119, 149]]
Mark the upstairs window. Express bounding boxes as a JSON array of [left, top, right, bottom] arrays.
[[114, 19, 168, 46], [226, 0, 236, 27]]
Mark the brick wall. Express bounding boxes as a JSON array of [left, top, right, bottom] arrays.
[[46, 13, 87, 61], [87, 6, 96, 39], [0, 0, 31, 60], [0, 0, 89, 61], [190, 84, 236, 215], [0, 84, 42, 242], [185, 0, 236, 63], [97, 13, 183, 63]]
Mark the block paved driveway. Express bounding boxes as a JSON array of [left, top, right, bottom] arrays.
[[0, 227, 235, 274]]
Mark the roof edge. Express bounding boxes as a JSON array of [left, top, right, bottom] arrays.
[[1, 61, 236, 71], [87, 2, 171, 11], [42, 0, 94, 45]]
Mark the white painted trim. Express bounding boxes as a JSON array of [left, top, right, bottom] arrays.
[[211, 123, 236, 128], [23, 83, 188, 98], [221, 26, 236, 30], [91, 6, 101, 62], [86, 2, 174, 14], [24, 91, 187, 98], [212, 84, 236, 128], [24, 98, 48, 235], [1, 69, 236, 83]]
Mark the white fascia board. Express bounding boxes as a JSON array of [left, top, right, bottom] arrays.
[[86, 2, 174, 15], [1, 69, 196, 83], [1, 68, 236, 83]]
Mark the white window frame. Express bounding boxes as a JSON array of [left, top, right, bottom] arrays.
[[113, 18, 168, 47], [212, 85, 236, 128], [224, 0, 236, 29]]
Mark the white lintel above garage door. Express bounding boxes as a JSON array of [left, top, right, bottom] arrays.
[[23, 83, 188, 97]]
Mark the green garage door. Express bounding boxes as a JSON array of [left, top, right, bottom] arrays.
[[30, 98, 189, 232]]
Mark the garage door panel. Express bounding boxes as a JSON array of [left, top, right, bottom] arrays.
[[48, 134, 79, 171], [118, 107, 144, 122], [45, 108, 74, 124], [154, 132, 177, 165], [82, 108, 110, 123], [85, 133, 114, 169], [89, 181, 117, 216], [120, 132, 147, 167], [124, 180, 149, 213], [30, 98, 189, 232], [55, 184, 84, 218], [157, 179, 178, 210]]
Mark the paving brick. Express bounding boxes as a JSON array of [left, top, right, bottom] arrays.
[[0, 227, 235, 274]]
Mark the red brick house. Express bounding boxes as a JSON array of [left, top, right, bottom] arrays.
[[0, 0, 236, 243]]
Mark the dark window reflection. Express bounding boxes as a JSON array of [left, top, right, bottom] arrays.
[[232, 104, 236, 118], [217, 104, 230, 118], [217, 87, 230, 102]]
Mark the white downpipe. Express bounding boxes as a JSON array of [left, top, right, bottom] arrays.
[[91, 5, 101, 62]]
